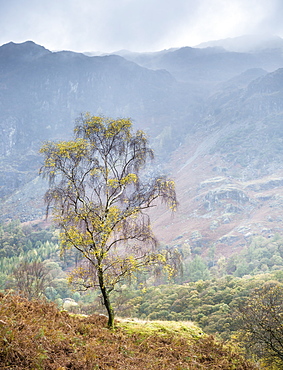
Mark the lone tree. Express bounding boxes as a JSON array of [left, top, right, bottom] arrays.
[[40, 114, 177, 327]]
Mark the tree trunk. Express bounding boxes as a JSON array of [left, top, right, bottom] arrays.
[[98, 268, 114, 328]]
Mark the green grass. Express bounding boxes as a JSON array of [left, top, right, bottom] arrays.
[[118, 318, 204, 339]]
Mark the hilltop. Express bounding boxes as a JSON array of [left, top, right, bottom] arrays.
[[0, 292, 256, 369]]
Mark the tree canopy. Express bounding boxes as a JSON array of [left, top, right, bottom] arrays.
[[40, 114, 177, 327], [235, 282, 283, 368]]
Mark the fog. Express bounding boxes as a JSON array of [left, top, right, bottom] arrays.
[[0, 0, 283, 52]]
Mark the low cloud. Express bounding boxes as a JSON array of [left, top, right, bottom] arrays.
[[0, 0, 282, 52]]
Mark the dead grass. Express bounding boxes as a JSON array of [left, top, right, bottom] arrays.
[[0, 292, 257, 369]]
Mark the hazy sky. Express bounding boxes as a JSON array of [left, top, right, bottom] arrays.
[[1, 0, 283, 52]]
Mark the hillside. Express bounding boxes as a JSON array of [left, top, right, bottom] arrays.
[[0, 292, 256, 369], [150, 67, 283, 258], [1, 37, 283, 261]]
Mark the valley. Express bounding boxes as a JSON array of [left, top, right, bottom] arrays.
[[2, 35, 283, 368]]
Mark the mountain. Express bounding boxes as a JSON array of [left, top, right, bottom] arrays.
[[1, 38, 283, 261], [196, 34, 283, 53], [113, 39, 283, 83], [151, 67, 283, 257], [0, 41, 182, 200]]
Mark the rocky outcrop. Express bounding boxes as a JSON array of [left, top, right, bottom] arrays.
[[245, 178, 283, 192], [204, 186, 249, 210]]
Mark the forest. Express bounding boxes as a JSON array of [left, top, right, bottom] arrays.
[[1, 219, 283, 368]]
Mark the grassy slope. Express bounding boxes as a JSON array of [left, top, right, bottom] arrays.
[[0, 293, 257, 370]]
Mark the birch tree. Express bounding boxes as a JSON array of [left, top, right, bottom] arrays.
[[40, 114, 177, 327]]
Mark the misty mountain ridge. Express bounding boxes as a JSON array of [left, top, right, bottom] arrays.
[[112, 34, 283, 77], [1, 36, 283, 260], [196, 34, 283, 53]]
